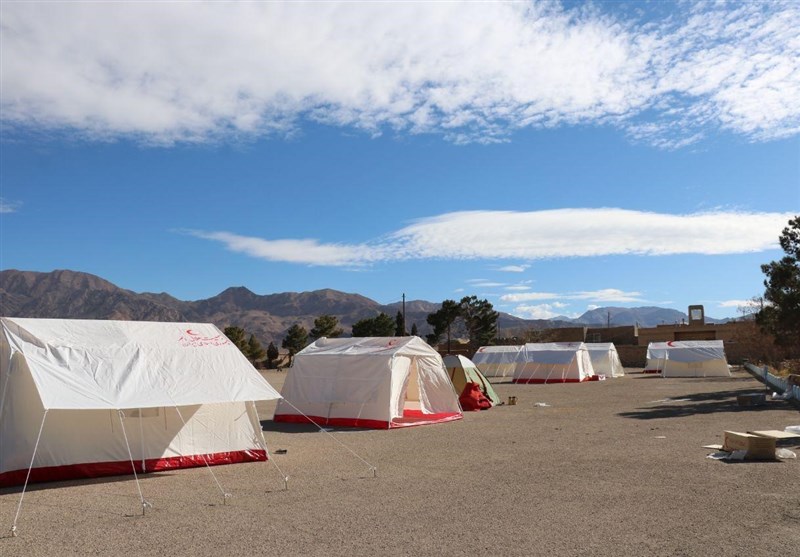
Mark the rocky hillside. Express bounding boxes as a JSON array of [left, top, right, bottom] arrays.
[[1, 269, 723, 345]]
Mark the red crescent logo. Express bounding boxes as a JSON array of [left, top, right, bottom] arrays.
[[667, 341, 675, 347], [186, 329, 198, 336]]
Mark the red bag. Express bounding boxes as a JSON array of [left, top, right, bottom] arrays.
[[459, 382, 492, 411]]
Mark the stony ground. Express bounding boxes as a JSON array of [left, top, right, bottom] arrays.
[[1, 369, 799, 556]]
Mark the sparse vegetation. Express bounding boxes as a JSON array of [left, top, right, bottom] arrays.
[[309, 314, 343, 340], [282, 324, 309, 366], [352, 312, 395, 336]]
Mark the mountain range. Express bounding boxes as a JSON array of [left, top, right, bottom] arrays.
[[0, 269, 725, 345]]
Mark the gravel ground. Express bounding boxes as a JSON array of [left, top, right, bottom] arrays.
[[2, 369, 799, 556]]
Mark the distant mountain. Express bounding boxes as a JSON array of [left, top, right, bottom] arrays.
[[0, 269, 727, 345], [569, 306, 728, 327]]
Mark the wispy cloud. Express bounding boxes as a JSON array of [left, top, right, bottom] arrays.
[[496, 264, 530, 273], [466, 279, 507, 288], [2, 2, 797, 146], [186, 209, 793, 266], [0, 198, 21, 213], [718, 299, 765, 309], [501, 288, 644, 304], [504, 285, 532, 292]]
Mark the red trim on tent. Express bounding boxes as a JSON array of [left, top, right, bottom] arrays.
[[642, 369, 662, 374], [274, 410, 462, 429], [512, 378, 588, 384], [0, 449, 266, 488]]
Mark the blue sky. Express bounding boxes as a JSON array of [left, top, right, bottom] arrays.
[[1, 1, 798, 320]]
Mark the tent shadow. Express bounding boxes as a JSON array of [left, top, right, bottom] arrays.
[[618, 389, 795, 420], [260, 420, 372, 434], [0, 470, 176, 495]]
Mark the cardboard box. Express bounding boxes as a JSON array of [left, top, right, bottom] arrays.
[[722, 431, 776, 459]]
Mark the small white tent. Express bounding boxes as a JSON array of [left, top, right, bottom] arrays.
[[513, 342, 596, 384], [274, 337, 462, 429], [585, 343, 625, 378], [471, 345, 523, 378], [645, 340, 730, 377], [0, 318, 281, 487]]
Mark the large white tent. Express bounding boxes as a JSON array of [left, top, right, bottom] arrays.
[[513, 342, 596, 384], [645, 340, 730, 377], [471, 345, 523, 378], [585, 343, 625, 378], [274, 336, 462, 429], [0, 318, 281, 487]]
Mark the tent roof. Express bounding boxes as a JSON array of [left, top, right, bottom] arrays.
[[1, 317, 281, 410], [585, 343, 617, 351], [523, 342, 587, 352], [474, 345, 522, 353], [297, 336, 439, 358], [442, 354, 478, 369]]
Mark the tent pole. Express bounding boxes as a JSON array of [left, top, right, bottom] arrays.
[[117, 410, 151, 516], [11, 409, 48, 537]]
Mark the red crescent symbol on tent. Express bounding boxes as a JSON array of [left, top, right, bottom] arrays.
[[478, 347, 485, 352], [186, 329, 198, 336], [667, 341, 675, 347]]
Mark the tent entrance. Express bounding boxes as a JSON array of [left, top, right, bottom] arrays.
[[392, 358, 460, 428]]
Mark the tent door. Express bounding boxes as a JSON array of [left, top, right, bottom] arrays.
[[401, 358, 422, 412]]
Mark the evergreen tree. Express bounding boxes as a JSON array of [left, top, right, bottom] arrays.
[[352, 312, 396, 337], [266, 341, 279, 368], [460, 295, 499, 347], [394, 310, 406, 336], [410, 323, 419, 336], [425, 299, 461, 349], [757, 216, 800, 354], [247, 334, 266, 364], [282, 324, 309, 366], [309, 314, 344, 340], [224, 326, 248, 353]]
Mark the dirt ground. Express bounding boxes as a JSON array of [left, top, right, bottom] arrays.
[[2, 369, 799, 556]]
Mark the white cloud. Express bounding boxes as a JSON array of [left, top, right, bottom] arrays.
[[496, 265, 530, 273], [500, 288, 643, 304], [0, 198, 21, 213], [718, 299, 766, 309], [1, 2, 797, 146], [513, 303, 570, 320], [504, 285, 532, 292], [570, 289, 644, 303], [187, 208, 793, 266]]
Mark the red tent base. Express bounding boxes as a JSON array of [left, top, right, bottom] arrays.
[[274, 410, 462, 429], [0, 449, 266, 488]]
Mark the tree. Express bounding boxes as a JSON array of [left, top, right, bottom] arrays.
[[757, 216, 800, 355], [223, 326, 248, 353], [266, 341, 279, 368], [425, 299, 461, 350], [410, 323, 419, 336], [247, 334, 266, 364], [309, 314, 343, 340], [394, 310, 406, 336], [282, 324, 309, 366], [460, 295, 499, 347], [352, 312, 396, 337]]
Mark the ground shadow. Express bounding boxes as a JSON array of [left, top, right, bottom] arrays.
[[618, 389, 799, 420], [260, 420, 373, 434], [0, 469, 176, 496]]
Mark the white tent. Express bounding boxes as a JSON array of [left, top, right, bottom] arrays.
[[274, 336, 462, 429], [0, 318, 281, 487], [471, 345, 523, 378], [513, 342, 596, 384], [585, 343, 625, 378], [645, 340, 730, 377]]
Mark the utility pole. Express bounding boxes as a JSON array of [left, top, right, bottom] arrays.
[[402, 293, 406, 335]]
